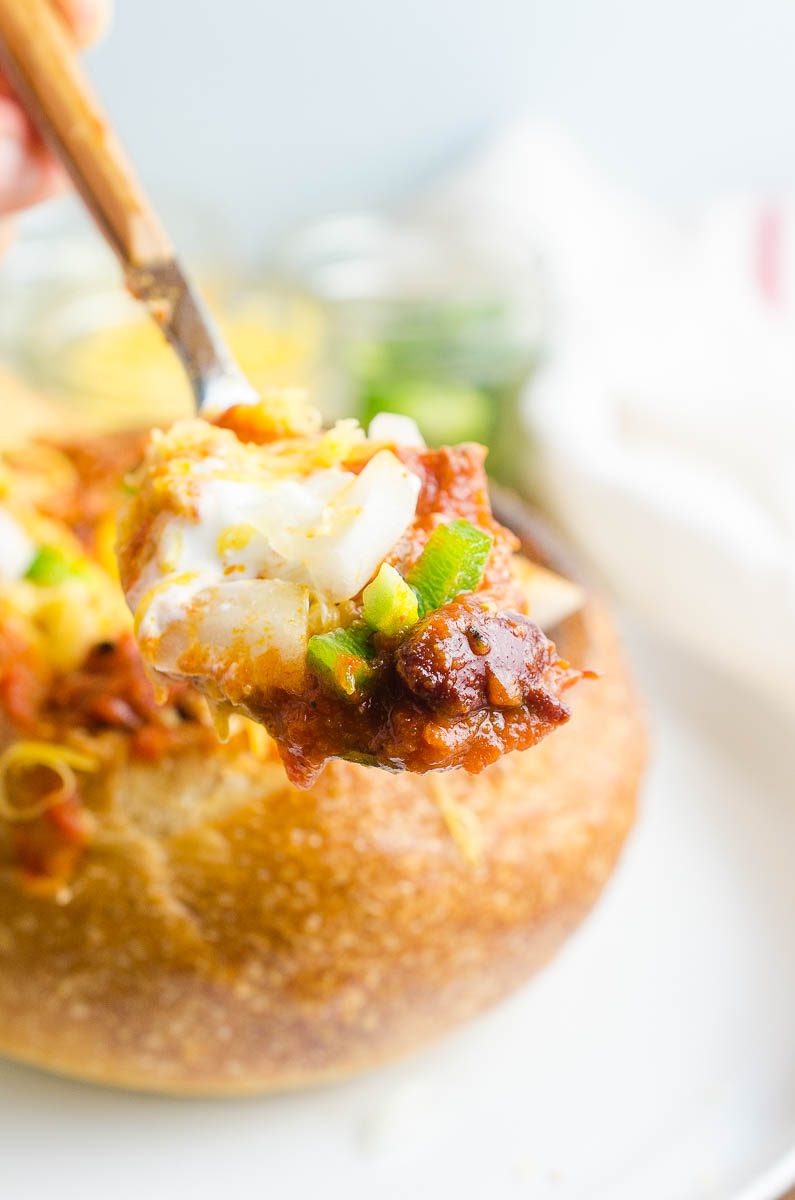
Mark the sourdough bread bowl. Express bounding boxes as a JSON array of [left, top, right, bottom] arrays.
[[0, 397, 645, 1094]]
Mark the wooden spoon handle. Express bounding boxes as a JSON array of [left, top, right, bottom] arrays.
[[0, 0, 172, 267]]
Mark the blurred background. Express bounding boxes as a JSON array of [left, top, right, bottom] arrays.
[[85, 0, 795, 250], [1, 0, 793, 716]]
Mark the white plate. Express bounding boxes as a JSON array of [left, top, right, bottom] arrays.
[[0, 620, 793, 1200]]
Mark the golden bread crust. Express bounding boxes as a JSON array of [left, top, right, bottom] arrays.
[[0, 576, 644, 1093]]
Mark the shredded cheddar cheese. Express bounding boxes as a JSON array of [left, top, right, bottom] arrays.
[[0, 741, 100, 822], [429, 775, 484, 867]]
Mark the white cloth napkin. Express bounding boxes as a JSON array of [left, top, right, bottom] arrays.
[[422, 120, 795, 716]]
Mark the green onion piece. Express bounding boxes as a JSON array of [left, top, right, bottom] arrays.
[[362, 563, 419, 637], [407, 520, 493, 616], [307, 623, 375, 698], [24, 545, 81, 587]]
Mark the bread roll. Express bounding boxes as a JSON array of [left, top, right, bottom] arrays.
[[0, 481, 644, 1093]]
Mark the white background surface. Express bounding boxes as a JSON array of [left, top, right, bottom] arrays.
[[1, 620, 794, 1200], [85, 0, 795, 256]]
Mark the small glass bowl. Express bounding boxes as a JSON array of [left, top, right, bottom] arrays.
[[275, 211, 546, 485]]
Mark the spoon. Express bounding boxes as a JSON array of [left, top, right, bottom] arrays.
[[0, 0, 258, 414]]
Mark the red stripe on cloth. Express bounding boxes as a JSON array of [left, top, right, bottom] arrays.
[[756, 203, 784, 307]]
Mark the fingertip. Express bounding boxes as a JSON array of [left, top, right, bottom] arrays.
[[0, 133, 66, 216], [53, 0, 111, 48], [0, 95, 29, 142], [35, 153, 69, 201]]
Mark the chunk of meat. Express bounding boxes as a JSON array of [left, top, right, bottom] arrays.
[[46, 633, 214, 757], [396, 596, 570, 721], [0, 620, 47, 734]]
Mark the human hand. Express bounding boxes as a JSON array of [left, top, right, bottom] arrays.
[[0, 0, 110, 251]]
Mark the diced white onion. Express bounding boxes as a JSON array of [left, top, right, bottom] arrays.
[[272, 450, 421, 602], [0, 509, 35, 583], [368, 412, 426, 449]]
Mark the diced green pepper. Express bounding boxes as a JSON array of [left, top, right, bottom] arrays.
[[406, 520, 493, 616], [24, 545, 82, 586], [362, 563, 419, 637], [307, 622, 375, 698]]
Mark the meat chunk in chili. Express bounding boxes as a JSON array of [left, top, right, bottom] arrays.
[[254, 597, 578, 787], [396, 596, 571, 720]]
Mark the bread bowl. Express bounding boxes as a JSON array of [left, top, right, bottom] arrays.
[[0, 398, 645, 1094]]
